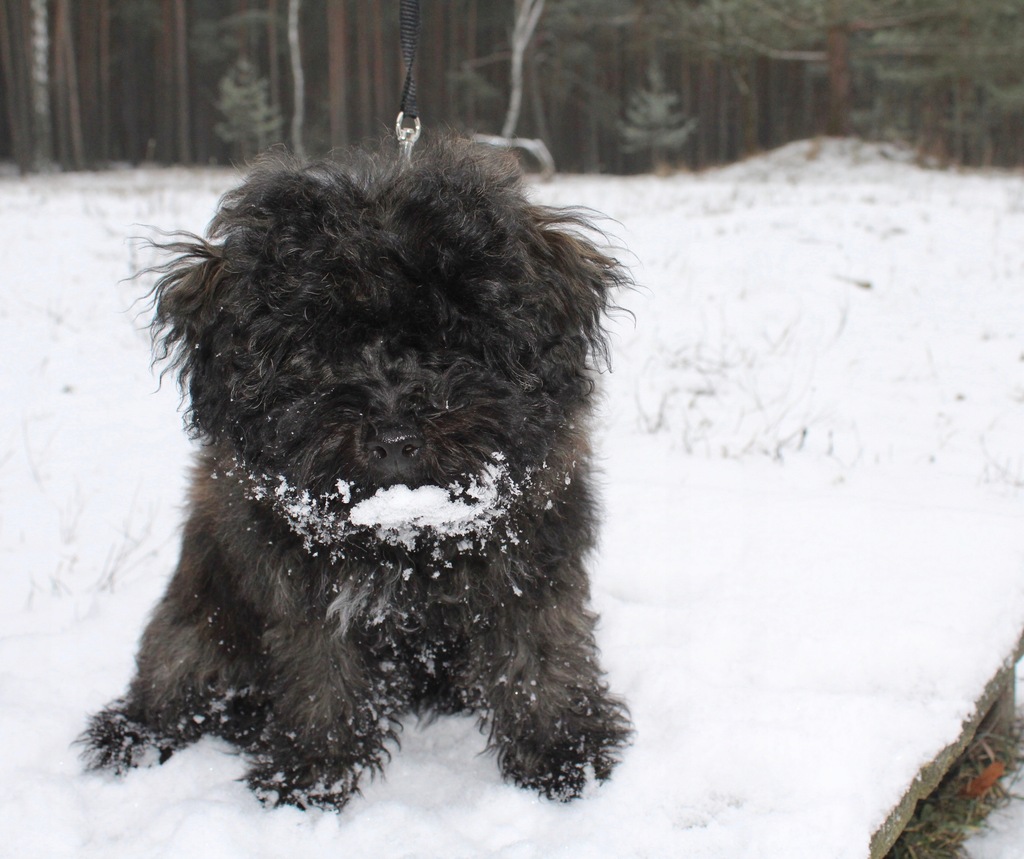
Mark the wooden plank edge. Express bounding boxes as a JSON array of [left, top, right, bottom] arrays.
[[869, 627, 1024, 859]]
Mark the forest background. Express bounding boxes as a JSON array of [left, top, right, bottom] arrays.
[[2, 0, 1024, 175]]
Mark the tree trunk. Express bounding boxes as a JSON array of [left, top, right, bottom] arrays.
[[237, 0, 249, 61], [53, 0, 84, 168], [267, 0, 280, 113], [371, 0, 386, 126], [502, 0, 544, 139], [465, 0, 477, 127], [98, 0, 110, 161], [156, 0, 174, 161], [825, 23, 851, 136], [0, 0, 33, 171], [288, 0, 305, 158], [173, 0, 190, 161], [76, 0, 96, 162], [354, 1, 372, 136], [528, 36, 550, 144], [432, 2, 446, 125], [729, 60, 758, 157], [327, 0, 348, 149]]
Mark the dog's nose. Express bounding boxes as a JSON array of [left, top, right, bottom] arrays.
[[365, 424, 425, 481]]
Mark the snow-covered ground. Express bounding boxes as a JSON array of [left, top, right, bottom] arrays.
[[2, 139, 1024, 858]]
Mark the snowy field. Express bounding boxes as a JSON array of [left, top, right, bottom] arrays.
[[2, 139, 1024, 858]]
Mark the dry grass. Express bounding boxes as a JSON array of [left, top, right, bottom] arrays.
[[885, 712, 1023, 859]]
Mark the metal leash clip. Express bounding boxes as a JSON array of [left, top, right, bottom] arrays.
[[396, 112, 421, 165]]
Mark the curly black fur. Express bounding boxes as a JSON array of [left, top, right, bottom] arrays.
[[80, 136, 632, 810]]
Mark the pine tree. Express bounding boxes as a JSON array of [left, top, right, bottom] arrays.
[[214, 58, 283, 161], [865, 0, 1024, 163], [619, 60, 696, 170]]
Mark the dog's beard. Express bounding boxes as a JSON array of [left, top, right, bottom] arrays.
[[235, 454, 525, 557]]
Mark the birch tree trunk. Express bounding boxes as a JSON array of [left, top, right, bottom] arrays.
[[501, 0, 544, 139], [288, 0, 305, 159]]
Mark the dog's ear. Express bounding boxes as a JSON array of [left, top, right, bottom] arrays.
[[150, 237, 232, 437], [524, 209, 628, 399]]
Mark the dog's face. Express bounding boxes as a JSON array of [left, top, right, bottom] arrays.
[[153, 140, 622, 543]]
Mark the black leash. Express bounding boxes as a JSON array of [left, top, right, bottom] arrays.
[[396, 0, 421, 163]]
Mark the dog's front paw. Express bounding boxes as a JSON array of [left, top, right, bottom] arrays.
[[496, 689, 633, 801], [504, 746, 592, 801], [78, 701, 174, 774], [245, 760, 362, 812], [501, 734, 624, 801]]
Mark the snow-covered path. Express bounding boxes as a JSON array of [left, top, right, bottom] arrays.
[[2, 141, 1023, 858]]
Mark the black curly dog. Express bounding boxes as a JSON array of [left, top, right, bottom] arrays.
[[80, 136, 632, 810]]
